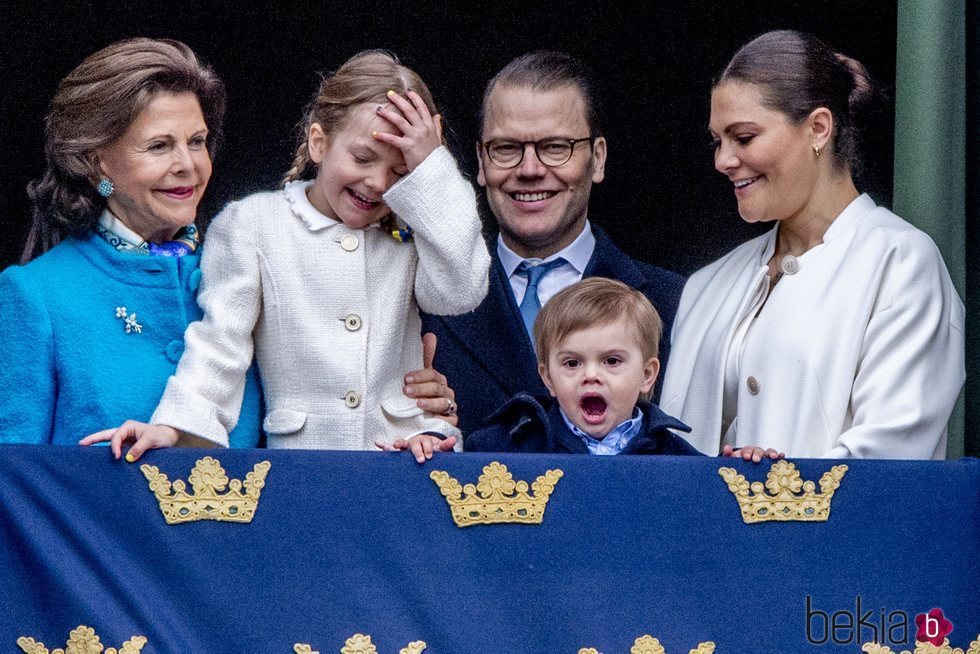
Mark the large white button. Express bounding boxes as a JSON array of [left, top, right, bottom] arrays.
[[343, 314, 362, 331], [341, 235, 359, 252], [746, 376, 760, 395], [780, 255, 799, 275], [343, 390, 361, 408]]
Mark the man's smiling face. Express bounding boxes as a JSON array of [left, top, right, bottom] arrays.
[[477, 83, 606, 259]]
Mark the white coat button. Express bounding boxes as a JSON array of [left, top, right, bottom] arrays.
[[746, 376, 761, 395], [344, 314, 362, 331], [341, 235, 359, 252], [780, 255, 800, 275], [343, 391, 361, 408]]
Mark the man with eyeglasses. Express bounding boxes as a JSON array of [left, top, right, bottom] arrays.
[[420, 50, 684, 441]]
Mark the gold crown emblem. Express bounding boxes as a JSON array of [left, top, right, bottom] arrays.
[[17, 625, 146, 654], [140, 456, 271, 525], [580, 635, 716, 654], [430, 461, 563, 527], [295, 634, 426, 654], [718, 460, 848, 524]]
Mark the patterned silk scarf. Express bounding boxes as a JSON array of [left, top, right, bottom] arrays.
[[96, 211, 199, 257]]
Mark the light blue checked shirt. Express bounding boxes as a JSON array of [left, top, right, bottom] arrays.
[[559, 406, 645, 455]]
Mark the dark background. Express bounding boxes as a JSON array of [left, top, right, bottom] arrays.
[[1, 0, 896, 274]]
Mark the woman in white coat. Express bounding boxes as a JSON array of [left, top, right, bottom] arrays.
[[660, 30, 964, 459]]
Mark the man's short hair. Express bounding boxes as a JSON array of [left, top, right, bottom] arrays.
[[480, 50, 604, 137], [534, 278, 663, 400]]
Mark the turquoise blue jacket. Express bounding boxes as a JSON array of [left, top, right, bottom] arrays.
[[0, 233, 262, 447]]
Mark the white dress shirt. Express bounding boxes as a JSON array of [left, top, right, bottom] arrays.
[[497, 221, 596, 306]]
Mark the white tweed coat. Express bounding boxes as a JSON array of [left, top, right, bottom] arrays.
[[152, 146, 490, 449], [661, 194, 964, 459]]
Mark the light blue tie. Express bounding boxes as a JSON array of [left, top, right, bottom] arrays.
[[517, 258, 566, 341]]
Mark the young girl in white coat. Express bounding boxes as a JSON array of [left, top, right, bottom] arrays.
[[85, 51, 490, 461]]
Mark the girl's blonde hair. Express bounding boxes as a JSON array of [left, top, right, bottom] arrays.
[[283, 50, 439, 184]]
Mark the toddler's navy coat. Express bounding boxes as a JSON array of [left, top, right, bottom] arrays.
[[467, 393, 702, 456]]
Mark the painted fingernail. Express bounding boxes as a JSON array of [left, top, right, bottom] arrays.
[[125, 453, 135, 463], [371, 130, 378, 137], [387, 90, 395, 97]]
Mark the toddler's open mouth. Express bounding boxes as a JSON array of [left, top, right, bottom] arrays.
[[580, 394, 608, 424]]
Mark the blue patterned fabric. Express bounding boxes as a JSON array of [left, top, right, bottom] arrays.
[[0, 233, 262, 447], [95, 212, 200, 257], [0, 446, 976, 652]]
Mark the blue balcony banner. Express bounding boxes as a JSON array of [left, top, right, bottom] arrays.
[[0, 445, 977, 653]]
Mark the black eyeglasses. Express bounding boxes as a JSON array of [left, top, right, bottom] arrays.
[[479, 137, 596, 168]]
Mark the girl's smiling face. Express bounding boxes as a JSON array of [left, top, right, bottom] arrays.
[[306, 103, 409, 229], [709, 81, 821, 225]]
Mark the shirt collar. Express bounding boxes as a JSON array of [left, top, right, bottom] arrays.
[[284, 180, 341, 231], [560, 404, 644, 455], [96, 210, 150, 254], [497, 220, 595, 277]]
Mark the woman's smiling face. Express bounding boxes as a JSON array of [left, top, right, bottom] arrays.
[[96, 91, 212, 242], [709, 81, 820, 225]]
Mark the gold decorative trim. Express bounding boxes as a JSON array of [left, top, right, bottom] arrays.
[[861, 636, 980, 654], [17, 625, 146, 653], [718, 460, 847, 523], [294, 634, 426, 653], [579, 635, 716, 654], [430, 461, 563, 527], [140, 456, 271, 524]]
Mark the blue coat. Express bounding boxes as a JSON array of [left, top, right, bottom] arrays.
[[467, 393, 701, 455], [0, 233, 263, 447], [420, 227, 684, 440]]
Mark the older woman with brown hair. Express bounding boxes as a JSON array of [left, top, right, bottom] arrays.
[[0, 38, 264, 446], [661, 30, 964, 460]]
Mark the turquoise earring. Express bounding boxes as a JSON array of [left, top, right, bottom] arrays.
[[97, 178, 114, 197]]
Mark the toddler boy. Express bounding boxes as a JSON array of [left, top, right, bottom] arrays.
[[468, 278, 700, 455]]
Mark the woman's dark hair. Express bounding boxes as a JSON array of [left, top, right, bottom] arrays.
[[23, 38, 226, 262], [716, 30, 876, 174]]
